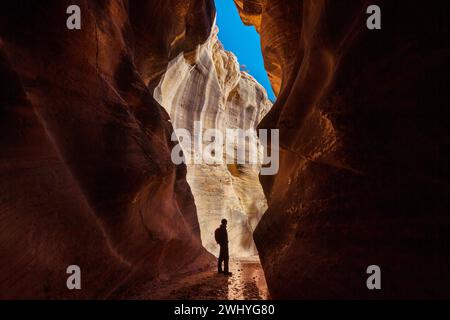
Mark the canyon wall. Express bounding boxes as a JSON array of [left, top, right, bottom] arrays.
[[154, 26, 272, 258], [235, 0, 450, 298], [0, 0, 215, 299]]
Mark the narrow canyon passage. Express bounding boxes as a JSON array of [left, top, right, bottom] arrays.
[[1, 0, 449, 300], [149, 3, 273, 299], [154, 5, 273, 258], [154, 26, 271, 259]]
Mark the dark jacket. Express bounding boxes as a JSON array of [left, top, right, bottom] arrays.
[[215, 225, 228, 246]]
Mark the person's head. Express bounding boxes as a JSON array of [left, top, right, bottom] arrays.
[[221, 219, 227, 227]]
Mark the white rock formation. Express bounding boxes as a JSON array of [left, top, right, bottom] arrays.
[[154, 26, 272, 258]]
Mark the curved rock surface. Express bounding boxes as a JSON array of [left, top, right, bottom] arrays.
[[0, 0, 215, 299], [154, 26, 272, 258], [236, 0, 450, 298]]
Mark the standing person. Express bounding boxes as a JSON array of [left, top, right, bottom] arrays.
[[215, 219, 231, 276]]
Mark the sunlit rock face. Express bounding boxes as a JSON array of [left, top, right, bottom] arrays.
[[236, 0, 450, 298], [0, 0, 215, 299], [154, 27, 272, 258], [234, 0, 299, 97]]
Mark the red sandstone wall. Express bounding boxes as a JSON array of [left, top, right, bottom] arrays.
[[0, 0, 215, 299], [236, 0, 450, 298]]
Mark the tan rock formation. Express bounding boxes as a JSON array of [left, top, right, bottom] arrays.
[[235, 0, 450, 298], [154, 26, 272, 258]]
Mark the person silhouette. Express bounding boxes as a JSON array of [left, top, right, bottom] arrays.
[[215, 219, 231, 276]]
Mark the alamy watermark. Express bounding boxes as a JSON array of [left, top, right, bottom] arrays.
[[170, 121, 280, 176], [66, 265, 81, 290]]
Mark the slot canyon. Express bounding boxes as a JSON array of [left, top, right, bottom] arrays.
[[154, 25, 272, 258], [1, 0, 450, 300]]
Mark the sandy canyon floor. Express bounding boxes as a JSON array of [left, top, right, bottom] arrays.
[[130, 258, 269, 300]]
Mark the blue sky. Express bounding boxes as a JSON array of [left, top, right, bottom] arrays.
[[215, 1, 275, 101]]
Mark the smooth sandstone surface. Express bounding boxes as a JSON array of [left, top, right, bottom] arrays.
[[235, 0, 450, 298], [155, 26, 272, 258], [0, 0, 216, 299]]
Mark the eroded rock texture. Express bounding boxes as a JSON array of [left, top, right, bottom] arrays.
[[154, 27, 272, 258], [236, 0, 450, 298], [0, 0, 215, 299]]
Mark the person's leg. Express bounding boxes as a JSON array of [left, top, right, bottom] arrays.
[[218, 247, 223, 273], [224, 256, 229, 274], [218, 257, 223, 273], [224, 245, 229, 274]]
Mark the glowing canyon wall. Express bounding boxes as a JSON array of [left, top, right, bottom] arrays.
[[0, 0, 216, 299], [154, 26, 272, 258], [235, 0, 450, 298]]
